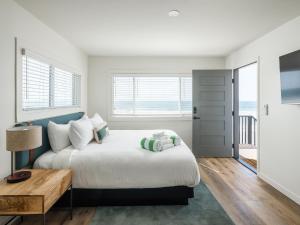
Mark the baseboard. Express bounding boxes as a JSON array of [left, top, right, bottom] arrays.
[[258, 172, 300, 205]]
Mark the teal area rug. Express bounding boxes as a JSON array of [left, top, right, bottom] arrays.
[[89, 181, 234, 225]]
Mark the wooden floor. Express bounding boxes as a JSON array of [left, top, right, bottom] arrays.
[[19, 158, 300, 225], [19, 208, 96, 225], [240, 155, 257, 169], [198, 158, 300, 225]]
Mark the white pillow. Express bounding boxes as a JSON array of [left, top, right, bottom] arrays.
[[81, 114, 89, 120], [89, 113, 104, 128], [48, 121, 71, 153], [69, 118, 94, 150]]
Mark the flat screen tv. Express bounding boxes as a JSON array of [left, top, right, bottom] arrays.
[[279, 49, 300, 104]]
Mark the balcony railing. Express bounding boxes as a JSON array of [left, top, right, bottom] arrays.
[[239, 115, 257, 147]]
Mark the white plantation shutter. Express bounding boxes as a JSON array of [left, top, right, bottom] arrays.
[[53, 68, 73, 107], [22, 50, 81, 110], [135, 77, 180, 114], [72, 74, 81, 106], [181, 77, 192, 113], [22, 56, 50, 109], [113, 77, 134, 114], [112, 74, 192, 115]]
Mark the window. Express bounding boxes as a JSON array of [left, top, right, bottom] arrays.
[[22, 56, 50, 109], [112, 74, 192, 116], [22, 51, 81, 110]]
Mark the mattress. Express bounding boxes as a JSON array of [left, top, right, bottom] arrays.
[[34, 130, 200, 189]]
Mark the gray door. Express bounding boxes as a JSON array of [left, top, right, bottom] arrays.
[[192, 70, 233, 157]]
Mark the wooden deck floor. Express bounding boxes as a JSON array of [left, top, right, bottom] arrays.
[[18, 158, 300, 225], [240, 155, 257, 169], [239, 145, 257, 169]]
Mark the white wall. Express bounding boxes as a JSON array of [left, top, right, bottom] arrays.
[[88, 56, 225, 148], [226, 16, 300, 204], [0, 0, 88, 180]]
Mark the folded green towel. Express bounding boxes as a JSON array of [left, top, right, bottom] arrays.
[[170, 135, 181, 146], [152, 133, 181, 146], [140, 138, 162, 152]]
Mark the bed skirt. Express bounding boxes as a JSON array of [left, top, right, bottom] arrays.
[[56, 186, 194, 206]]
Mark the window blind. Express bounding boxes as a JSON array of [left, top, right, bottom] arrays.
[[22, 51, 81, 110], [22, 56, 50, 109], [72, 74, 81, 106], [113, 75, 192, 115], [113, 77, 134, 114], [181, 77, 192, 113], [53, 68, 73, 107]]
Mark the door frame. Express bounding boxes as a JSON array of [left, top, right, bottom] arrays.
[[233, 61, 260, 173]]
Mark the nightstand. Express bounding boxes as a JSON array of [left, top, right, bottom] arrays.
[[0, 169, 72, 225]]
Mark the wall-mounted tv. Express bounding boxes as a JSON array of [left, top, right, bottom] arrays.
[[279, 49, 300, 104]]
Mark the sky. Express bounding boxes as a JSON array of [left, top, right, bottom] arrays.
[[239, 63, 258, 102]]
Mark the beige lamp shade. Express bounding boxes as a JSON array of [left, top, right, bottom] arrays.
[[6, 126, 42, 152]]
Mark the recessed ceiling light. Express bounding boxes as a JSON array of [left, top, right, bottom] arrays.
[[168, 10, 180, 17]]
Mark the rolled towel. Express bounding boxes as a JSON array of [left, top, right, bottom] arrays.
[[153, 134, 170, 141], [153, 134, 181, 146], [160, 138, 173, 145], [170, 135, 181, 146], [152, 131, 165, 139], [160, 135, 170, 140], [140, 138, 162, 152], [162, 143, 175, 150]]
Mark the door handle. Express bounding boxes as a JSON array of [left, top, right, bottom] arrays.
[[193, 106, 197, 114], [193, 116, 201, 120]]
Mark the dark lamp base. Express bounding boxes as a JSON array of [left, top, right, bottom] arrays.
[[6, 171, 31, 183]]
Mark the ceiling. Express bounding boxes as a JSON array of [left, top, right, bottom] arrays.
[[15, 0, 300, 56]]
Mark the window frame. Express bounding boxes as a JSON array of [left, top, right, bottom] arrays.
[[16, 47, 82, 122], [22, 55, 81, 111], [109, 72, 192, 121]]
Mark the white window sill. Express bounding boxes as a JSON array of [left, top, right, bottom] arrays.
[[109, 114, 192, 122]]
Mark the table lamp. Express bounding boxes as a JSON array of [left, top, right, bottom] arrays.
[[6, 126, 42, 183]]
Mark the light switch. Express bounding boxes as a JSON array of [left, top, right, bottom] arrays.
[[264, 104, 269, 115]]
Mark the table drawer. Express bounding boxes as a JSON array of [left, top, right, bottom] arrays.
[[0, 196, 43, 215]]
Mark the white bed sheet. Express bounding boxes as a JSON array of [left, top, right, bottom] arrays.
[[34, 130, 200, 189]]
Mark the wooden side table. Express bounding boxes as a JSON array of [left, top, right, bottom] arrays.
[[0, 169, 72, 225]]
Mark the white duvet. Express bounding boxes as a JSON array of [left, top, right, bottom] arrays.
[[34, 130, 200, 189]]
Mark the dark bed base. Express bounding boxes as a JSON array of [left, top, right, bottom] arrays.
[[56, 186, 194, 206]]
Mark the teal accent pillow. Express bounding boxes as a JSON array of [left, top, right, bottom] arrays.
[[93, 122, 108, 144]]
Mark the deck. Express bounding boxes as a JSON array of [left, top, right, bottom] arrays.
[[239, 144, 257, 169]]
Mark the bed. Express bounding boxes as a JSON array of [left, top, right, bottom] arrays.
[[15, 112, 200, 206]]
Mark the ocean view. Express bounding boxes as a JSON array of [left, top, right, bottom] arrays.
[[239, 101, 257, 118], [114, 100, 257, 117]]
